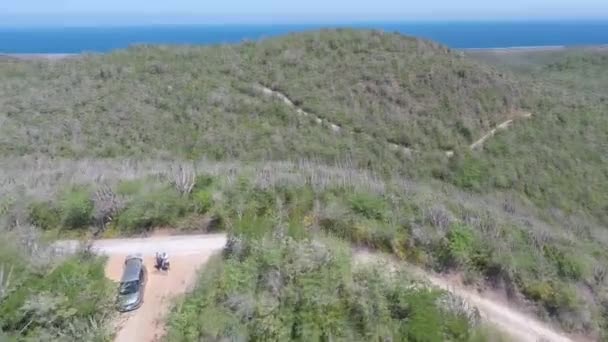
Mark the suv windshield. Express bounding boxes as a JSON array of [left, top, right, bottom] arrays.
[[119, 281, 139, 295]]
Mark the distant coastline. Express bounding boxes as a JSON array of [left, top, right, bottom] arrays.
[[464, 45, 566, 51], [1, 21, 608, 53], [3, 44, 608, 60], [0, 53, 79, 60], [464, 44, 608, 52]]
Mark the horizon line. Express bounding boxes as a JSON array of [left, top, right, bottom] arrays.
[[2, 13, 608, 26], [2, 17, 608, 28]]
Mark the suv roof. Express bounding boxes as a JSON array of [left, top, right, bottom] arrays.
[[121, 255, 144, 282]]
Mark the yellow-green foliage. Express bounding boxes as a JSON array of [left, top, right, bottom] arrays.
[[28, 186, 94, 230], [348, 192, 387, 221], [58, 186, 94, 229], [28, 201, 61, 230], [116, 186, 189, 232], [521, 280, 579, 315]]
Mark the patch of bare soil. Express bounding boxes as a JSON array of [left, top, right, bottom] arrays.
[[97, 234, 226, 342], [105, 254, 211, 341]]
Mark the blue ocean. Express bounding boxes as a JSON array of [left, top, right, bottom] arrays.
[[1, 21, 607, 53]]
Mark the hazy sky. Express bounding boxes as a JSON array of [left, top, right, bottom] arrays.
[[2, 0, 608, 24]]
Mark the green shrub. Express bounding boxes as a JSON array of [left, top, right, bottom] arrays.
[[348, 192, 387, 221], [435, 224, 493, 274], [58, 187, 94, 229], [116, 179, 147, 196], [247, 189, 276, 217], [521, 280, 578, 315], [276, 186, 315, 216], [116, 186, 189, 232], [449, 154, 487, 190], [434, 224, 475, 270], [192, 173, 215, 192], [543, 246, 584, 280], [447, 225, 476, 261], [191, 189, 214, 214], [28, 201, 60, 230], [319, 216, 351, 240], [232, 213, 275, 238]]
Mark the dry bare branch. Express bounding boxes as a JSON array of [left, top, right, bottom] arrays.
[[0, 264, 12, 300]]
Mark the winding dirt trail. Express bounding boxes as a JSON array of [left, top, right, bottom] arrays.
[[257, 84, 531, 156], [257, 85, 342, 133], [469, 111, 533, 150], [355, 250, 576, 342], [257, 85, 414, 155]]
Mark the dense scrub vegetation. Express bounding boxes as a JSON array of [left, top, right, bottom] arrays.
[[468, 47, 608, 95], [455, 47, 608, 226], [3, 159, 606, 338], [0, 227, 114, 341], [0, 30, 523, 160], [1, 30, 606, 227], [244, 30, 525, 150], [166, 234, 496, 341]]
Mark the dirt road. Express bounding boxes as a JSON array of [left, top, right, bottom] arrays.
[[57, 234, 575, 342], [86, 234, 227, 342], [355, 250, 575, 342]]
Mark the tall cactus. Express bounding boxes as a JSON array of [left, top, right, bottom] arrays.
[[93, 183, 123, 233], [173, 164, 196, 196]]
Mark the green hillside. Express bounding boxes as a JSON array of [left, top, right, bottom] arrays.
[[0, 30, 524, 160], [463, 48, 608, 224], [1, 30, 607, 340]]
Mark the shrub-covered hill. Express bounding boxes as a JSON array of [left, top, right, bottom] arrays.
[[0, 29, 525, 161], [461, 48, 608, 225], [1, 31, 607, 341], [243, 30, 526, 150]]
